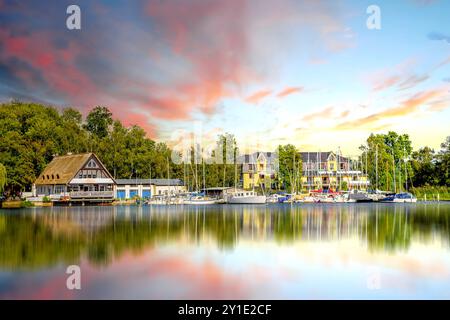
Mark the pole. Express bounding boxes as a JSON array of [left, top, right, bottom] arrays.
[[392, 156, 396, 193], [375, 144, 378, 191], [404, 145, 408, 191]]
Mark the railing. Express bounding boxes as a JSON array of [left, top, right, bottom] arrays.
[[69, 191, 114, 199]]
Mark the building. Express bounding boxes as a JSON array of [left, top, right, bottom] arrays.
[[34, 153, 115, 201], [114, 179, 186, 199], [239, 152, 278, 190], [300, 151, 369, 191]]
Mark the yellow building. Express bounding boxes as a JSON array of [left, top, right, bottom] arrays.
[[300, 151, 369, 191], [239, 152, 278, 190]]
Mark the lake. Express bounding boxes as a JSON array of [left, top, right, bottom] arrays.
[[1, 203, 450, 299]]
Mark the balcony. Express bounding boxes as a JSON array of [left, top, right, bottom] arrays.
[[69, 191, 114, 200]]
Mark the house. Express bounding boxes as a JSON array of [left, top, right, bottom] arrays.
[[300, 151, 369, 191], [238, 152, 278, 190], [114, 179, 186, 199], [34, 153, 115, 201]]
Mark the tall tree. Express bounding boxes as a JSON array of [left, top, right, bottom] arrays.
[[83, 106, 113, 139], [277, 144, 302, 193], [0, 163, 6, 194]]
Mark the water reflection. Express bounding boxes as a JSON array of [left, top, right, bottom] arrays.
[[1, 203, 449, 270]]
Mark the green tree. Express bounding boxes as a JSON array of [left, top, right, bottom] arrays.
[[410, 146, 438, 187], [362, 131, 412, 192], [437, 136, 450, 186], [83, 106, 113, 139], [277, 144, 302, 193], [0, 163, 6, 194]]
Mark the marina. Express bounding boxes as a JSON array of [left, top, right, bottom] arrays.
[[1, 202, 449, 299]]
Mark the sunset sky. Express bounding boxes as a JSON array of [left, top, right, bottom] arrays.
[[0, 0, 449, 155]]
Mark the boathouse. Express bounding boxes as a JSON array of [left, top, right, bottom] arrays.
[[114, 179, 186, 200], [34, 153, 115, 202]]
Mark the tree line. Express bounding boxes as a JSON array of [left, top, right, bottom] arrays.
[[0, 101, 448, 195], [0, 102, 244, 194], [359, 131, 450, 193]]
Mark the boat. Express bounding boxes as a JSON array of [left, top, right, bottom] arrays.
[[183, 196, 217, 205], [227, 190, 266, 204], [380, 192, 417, 203], [348, 190, 373, 202], [266, 194, 282, 203]]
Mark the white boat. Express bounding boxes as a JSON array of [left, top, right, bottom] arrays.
[[381, 192, 417, 203], [183, 196, 217, 205], [228, 191, 266, 204]]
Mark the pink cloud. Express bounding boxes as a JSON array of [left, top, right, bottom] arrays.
[[245, 89, 273, 104], [276, 86, 304, 98]]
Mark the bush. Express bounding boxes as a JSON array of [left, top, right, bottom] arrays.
[[21, 200, 34, 208], [42, 196, 51, 203]]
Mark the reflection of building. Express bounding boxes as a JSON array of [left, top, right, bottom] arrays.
[[114, 179, 186, 199], [34, 153, 115, 201], [239, 152, 278, 190], [300, 151, 369, 191]]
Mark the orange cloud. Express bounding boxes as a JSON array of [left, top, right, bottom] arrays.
[[335, 89, 447, 130], [373, 75, 402, 92], [245, 89, 272, 104], [302, 106, 334, 122], [276, 86, 304, 98]]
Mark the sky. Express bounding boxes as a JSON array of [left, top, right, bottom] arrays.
[[0, 0, 449, 155]]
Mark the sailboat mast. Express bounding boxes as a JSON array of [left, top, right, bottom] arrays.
[[404, 145, 408, 191], [392, 156, 396, 193], [375, 144, 378, 191]]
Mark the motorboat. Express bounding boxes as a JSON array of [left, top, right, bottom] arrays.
[[381, 192, 417, 203], [183, 196, 217, 205], [227, 190, 266, 204]]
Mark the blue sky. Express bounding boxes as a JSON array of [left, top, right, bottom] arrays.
[[0, 0, 449, 155]]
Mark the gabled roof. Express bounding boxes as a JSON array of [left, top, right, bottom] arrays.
[[238, 151, 278, 164], [35, 153, 113, 185], [300, 152, 349, 163]]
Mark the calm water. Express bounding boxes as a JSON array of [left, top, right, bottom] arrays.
[[1, 203, 450, 299]]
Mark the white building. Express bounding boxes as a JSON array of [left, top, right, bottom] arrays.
[[114, 179, 186, 199]]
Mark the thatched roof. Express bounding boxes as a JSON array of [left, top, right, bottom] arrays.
[[35, 153, 93, 185]]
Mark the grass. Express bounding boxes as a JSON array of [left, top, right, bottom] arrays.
[[411, 186, 450, 201]]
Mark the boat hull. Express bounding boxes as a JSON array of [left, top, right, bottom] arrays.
[[228, 196, 267, 204], [183, 200, 217, 205]]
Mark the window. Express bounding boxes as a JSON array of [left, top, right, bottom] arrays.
[[46, 175, 50, 180], [56, 174, 60, 179]]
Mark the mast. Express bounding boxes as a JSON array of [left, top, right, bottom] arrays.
[[392, 156, 396, 193], [307, 152, 310, 192], [202, 148, 205, 193], [404, 145, 408, 191], [375, 144, 378, 191]]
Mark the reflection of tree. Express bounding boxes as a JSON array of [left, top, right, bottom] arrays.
[[0, 204, 449, 269]]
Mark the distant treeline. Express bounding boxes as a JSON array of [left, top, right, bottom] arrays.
[[0, 101, 242, 193], [0, 101, 449, 194], [359, 132, 450, 193]]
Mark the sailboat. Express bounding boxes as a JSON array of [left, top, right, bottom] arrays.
[[227, 153, 266, 204], [183, 150, 218, 205]]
